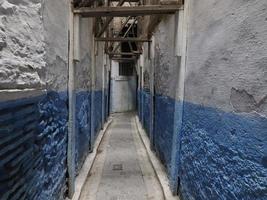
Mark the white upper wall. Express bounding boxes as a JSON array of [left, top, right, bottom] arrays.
[[185, 0, 267, 115]]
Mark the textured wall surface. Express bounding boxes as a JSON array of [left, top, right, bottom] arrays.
[[37, 91, 68, 200], [0, 95, 42, 200], [142, 90, 151, 134], [180, 102, 267, 200], [0, 0, 69, 199], [0, 0, 110, 199], [75, 18, 93, 173], [180, 1, 267, 199], [0, 0, 45, 90], [75, 91, 91, 172], [185, 0, 267, 114], [138, 1, 267, 199], [153, 15, 177, 99], [93, 90, 103, 137], [139, 15, 179, 176], [154, 94, 175, 174]]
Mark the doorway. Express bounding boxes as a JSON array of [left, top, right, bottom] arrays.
[[110, 61, 137, 113]]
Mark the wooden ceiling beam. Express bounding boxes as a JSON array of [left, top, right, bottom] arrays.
[[97, 0, 126, 37], [110, 0, 139, 1], [108, 16, 132, 49], [112, 18, 137, 53], [107, 52, 142, 55], [74, 5, 180, 17], [96, 37, 151, 42], [111, 57, 137, 61]]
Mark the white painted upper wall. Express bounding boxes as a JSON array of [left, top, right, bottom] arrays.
[[42, 0, 69, 92], [0, 0, 45, 91], [185, 0, 267, 115]]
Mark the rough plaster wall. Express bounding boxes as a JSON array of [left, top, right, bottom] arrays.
[[138, 2, 267, 199], [142, 43, 150, 91], [0, 0, 45, 90], [139, 15, 179, 174], [180, 0, 267, 199], [0, 0, 69, 92], [75, 18, 93, 172], [0, 0, 69, 199], [37, 0, 69, 199], [76, 18, 93, 91], [153, 15, 177, 99], [42, 0, 69, 92], [93, 41, 105, 136], [95, 42, 105, 91], [185, 0, 267, 115]]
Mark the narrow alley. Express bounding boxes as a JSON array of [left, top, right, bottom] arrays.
[[0, 0, 266, 200], [79, 113, 164, 200]]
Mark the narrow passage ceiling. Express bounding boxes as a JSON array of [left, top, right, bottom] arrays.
[[73, 0, 183, 62]]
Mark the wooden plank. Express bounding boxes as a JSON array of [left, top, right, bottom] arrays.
[[110, 0, 139, 1], [74, 5, 180, 17], [112, 18, 137, 53], [107, 52, 142, 55], [111, 57, 137, 61], [107, 16, 131, 52], [160, 0, 183, 5], [96, 37, 151, 42], [97, 0, 126, 37]]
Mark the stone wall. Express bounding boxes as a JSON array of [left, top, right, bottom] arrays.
[[180, 1, 267, 199], [75, 17, 93, 173], [0, 0, 69, 199], [139, 14, 179, 175], [0, 0, 110, 199], [138, 0, 267, 199]]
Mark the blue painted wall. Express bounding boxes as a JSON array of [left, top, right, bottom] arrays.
[[75, 91, 91, 173], [138, 90, 142, 119], [137, 90, 267, 200], [141, 90, 151, 135], [0, 89, 109, 200], [0, 91, 68, 200], [180, 102, 267, 200], [154, 94, 175, 175], [104, 89, 109, 121], [138, 90, 175, 174], [93, 90, 103, 137], [37, 91, 68, 200]]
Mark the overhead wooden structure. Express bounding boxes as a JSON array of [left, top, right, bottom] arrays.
[[107, 51, 142, 56], [95, 37, 151, 42], [73, 1, 183, 63], [74, 5, 180, 17], [111, 57, 137, 62], [110, 0, 139, 1]]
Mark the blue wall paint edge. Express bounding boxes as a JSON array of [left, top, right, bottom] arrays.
[[137, 89, 267, 200], [0, 89, 107, 200]]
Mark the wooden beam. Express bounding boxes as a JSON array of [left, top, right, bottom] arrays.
[[112, 18, 137, 53], [112, 57, 137, 61], [97, 0, 126, 37], [74, 5, 180, 17], [110, 0, 139, 1], [107, 16, 131, 52], [96, 37, 151, 42], [107, 52, 142, 56]]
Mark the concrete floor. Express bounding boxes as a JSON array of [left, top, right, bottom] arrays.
[[79, 113, 164, 200]]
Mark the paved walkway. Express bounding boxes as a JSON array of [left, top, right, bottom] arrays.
[[79, 113, 164, 200]]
